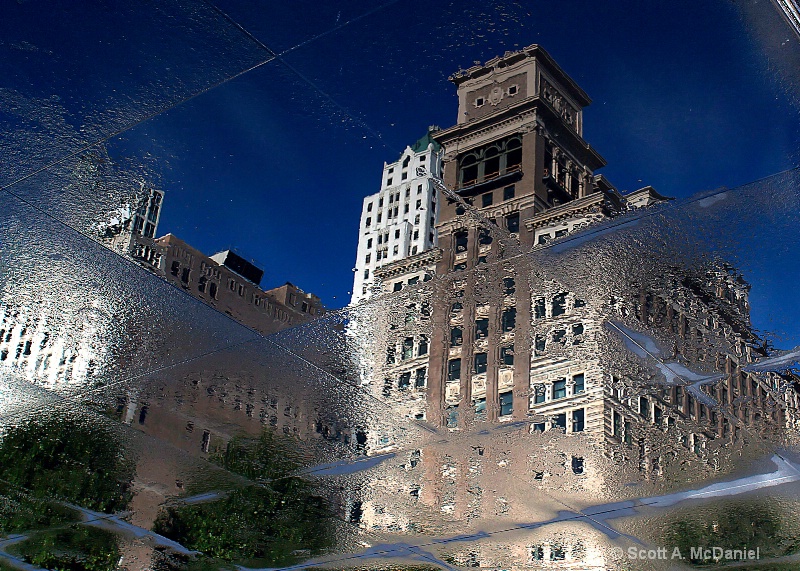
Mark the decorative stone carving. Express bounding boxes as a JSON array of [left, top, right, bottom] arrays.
[[540, 77, 577, 129], [488, 86, 504, 106]]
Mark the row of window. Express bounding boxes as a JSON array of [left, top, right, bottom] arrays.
[[383, 154, 429, 187], [457, 136, 523, 188], [532, 374, 585, 404], [446, 348, 515, 381], [170, 260, 293, 321], [530, 408, 585, 433], [479, 184, 516, 207], [387, 336, 429, 364], [449, 309, 517, 347], [394, 367, 427, 390]]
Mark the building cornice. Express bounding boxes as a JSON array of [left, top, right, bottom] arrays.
[[374, 248, 442, 280], [449, 44, 592, 107], [523, 192, 607, 231]]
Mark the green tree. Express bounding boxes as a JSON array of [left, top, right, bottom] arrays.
[[0, 416, 133, 513], [9, 526, 119, 571], [153, 430, 334, 567]]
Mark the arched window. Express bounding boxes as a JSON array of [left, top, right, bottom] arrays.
[[483, 146, 501, 178], [457, 136, 523, 188], [459, 153, 479, 186], [504, 137, 522, 169]]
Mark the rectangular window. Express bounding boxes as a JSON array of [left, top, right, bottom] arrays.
[[181, 267, 190, 283], [475, 318, 489, 339], [506, 213, 519, 233], [446, 406, 458, 428], [572, 408, 585, 432], [404, 204, 409, 213], [553, 379, 567, 399], [365, 254, 371, 264], [482, 192, 493, 207], [395, 229, 400, 239], [503, 185, 515, 200], [379, 197, 384, 207], [416, 199, 422, 208], [573, 373, 585, 394], [474, 397, 486, 416], [474, 352, 488, 374], [552, 293, 567, 316], [534, 297, 546, 319], [364, 269, 369, 279], [417, 184, 423, 194], [398, 372, 411, 389], [393, 245, 399, 255], [450, 326, 463, 347], [415, 367, 426, 387], [533, 384, 545, 404], [500, 345, 514, 366], [402, 337, 414, 360], [367, 202, 373, 212], [501, 307, 516, 331], [499, 391, 513, 416], [170, 261, 180, 276], [613, 411, 622, 437], [448, 359, 461, 381], [553, 413, 566, 429], [367, 238, 373, 248], [418, 336, 428, 356]]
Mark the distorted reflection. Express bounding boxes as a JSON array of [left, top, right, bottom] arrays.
[[2, 2, 800, 571]]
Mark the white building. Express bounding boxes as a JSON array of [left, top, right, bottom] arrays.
[[350, 129, 444, 304]]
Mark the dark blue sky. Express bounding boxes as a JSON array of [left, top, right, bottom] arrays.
[[108, 0, 799, 306], [3, 1, 799, 340]]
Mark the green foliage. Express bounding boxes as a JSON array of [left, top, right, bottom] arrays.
[[153, 430, 333, 567], [0, 417, 133, 513], [7, 526, 119, 571], [663, 499, 800, 565], [210, 430, 305, 481], [153, 481, 333, 567], [0, 481, 79, 534]]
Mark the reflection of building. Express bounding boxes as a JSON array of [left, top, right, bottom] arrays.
[[102, 185, 165, 256], [350, 129, 444, 304], [426, 44, 665, 428], [343, 45, 800, 554], [132, 234, 324, 335], [0, 185, 166, 388]]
